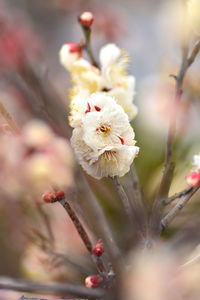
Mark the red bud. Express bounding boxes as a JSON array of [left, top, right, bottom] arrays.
[[42, 191, 56, 203], [85, 275, 102, 288], [93, 239, 104, 257], [56, 190, 65, 199], [186, 172, 200, 187], [79, 12, 94, 28]]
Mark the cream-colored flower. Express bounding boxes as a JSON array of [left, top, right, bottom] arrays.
[[107, 75, 137, 120], [69, 92, 134, 128], [71, 127, 139, 179], [100, 43, 130, 86], [61, 42, 138, 122], [59, 42, 82, 71], [82, 96, 136, 151], [71, 59, 103, 94], [0, 120, 74, 198]]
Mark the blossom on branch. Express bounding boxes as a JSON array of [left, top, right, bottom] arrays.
[[60, 42, 137, 121]]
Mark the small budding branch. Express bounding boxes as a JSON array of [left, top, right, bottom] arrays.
[[42, 189, 109, 287]]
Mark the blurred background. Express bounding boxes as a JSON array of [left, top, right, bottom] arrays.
[[0, 0, 200, 298]]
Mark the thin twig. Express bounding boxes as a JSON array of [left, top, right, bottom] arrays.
[[164, 187, 193, 205], [79, 170, 121, 261], [129, 165, 144, 210], [18, 296, 83, 300], [0, 277, 104, 298], [150, 34, 200, 239], [58, 197, 107, 277], [46, 250, 91, 275], [129, 165, 146, 227], [35, 202, 55, 247], [59, 198, 93, 253], [112, 176, 133, 224], [187, 39, 200, 67], [161, 186, 200, 231], [81, 27, 98, 68], [0, 100, 21, 135]]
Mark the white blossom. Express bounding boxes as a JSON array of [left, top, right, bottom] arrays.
[[82, 95, 136, 151], [63, 42, 137, 121], [71, 127, 139, 179]]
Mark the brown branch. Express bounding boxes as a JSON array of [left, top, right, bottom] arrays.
[[129, 165, 147, 229], [161, 186, 200, 231], [58, 197, 107, 277], [187, 39, 200, 67], [149, 35, 200, 239], [0, 277, 104, 298], [112, 176, 133, 224], [18, 296, 83, 300], [59, 198, 93, 253], [79, 170, 121, 262], [164, 187, 193, 205]]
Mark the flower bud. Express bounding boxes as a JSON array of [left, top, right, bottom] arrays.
[[186, 172, 200, 187], [59, 42, 82, 71], [85, 275, 102, 288], [42, 191, 56, 203], [79, 12, 94, 28], [93, 239, 104, 256], [56, 190, 65, 200]]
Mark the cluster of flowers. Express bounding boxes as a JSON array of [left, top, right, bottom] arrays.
[[0, 121, 74, 198], [59, 35, 139, 179]]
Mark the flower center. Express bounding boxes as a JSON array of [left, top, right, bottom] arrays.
[[99, 124, 111, 135]]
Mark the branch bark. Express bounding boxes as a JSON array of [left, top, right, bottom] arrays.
[[59, 197, 107, 277], [112, 176, 133, 225], [164, 187, 193, 205], [161, 186, 200, 230], [149, 36, 200, 239]]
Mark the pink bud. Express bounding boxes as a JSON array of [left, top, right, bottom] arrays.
[[56, 190, 65, 199], [79, 12, 94, 28], [85, 275, 102, 288], [42, 191, 56, 203], [93, 239, 104, 257], [186, 172, 200, 187]]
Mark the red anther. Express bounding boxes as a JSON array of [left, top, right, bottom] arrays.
[[85, 102, 91, 114], [118, 136, 124, 145], [94, 106, 101, 112]]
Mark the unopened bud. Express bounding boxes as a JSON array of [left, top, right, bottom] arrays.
[[42, 191, 56, 203], [56, 190, 65, 200], [85, 275, 102, 288], [186, 172, 200, 187], [79, 12, 94, 28], [93, 239, 104, 256]]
